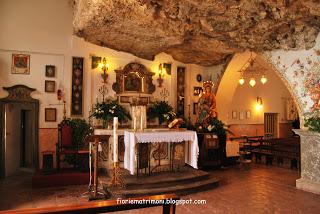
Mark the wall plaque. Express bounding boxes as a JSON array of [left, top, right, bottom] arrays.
[[177, 67, 185, 117], [71, 57, 84, 116]]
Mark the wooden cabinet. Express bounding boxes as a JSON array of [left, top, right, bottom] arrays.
[[198, 133, 222, 168]]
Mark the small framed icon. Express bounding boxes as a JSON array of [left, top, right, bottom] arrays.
[[45, 80, 56, 93], [45, 65, 55, 77], [45, 108, 57, 122]]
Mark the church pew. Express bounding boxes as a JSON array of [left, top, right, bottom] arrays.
[[251, 137, 300, 168]]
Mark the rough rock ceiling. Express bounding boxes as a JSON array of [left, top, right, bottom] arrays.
[[72, 0, 320, 66]]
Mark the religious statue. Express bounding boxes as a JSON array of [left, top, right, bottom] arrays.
[[197, 81, 218, 124]]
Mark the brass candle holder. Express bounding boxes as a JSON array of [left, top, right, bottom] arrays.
[[108, 162, 125, 189]]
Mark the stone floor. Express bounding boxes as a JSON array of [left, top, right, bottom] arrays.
[[1, 164, 320, 213]]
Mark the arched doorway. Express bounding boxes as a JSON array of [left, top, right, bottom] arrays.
[[216, 52, 300, 137], [0, 85, 39, 177]]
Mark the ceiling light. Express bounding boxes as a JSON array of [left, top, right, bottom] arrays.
[[239, 77, 245, 85], [261, 75, 267, 84], [249, 78, 256, 87]]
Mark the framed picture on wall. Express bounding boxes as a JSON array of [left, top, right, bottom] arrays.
[[163, 63, 172, 75], [71, 57, 84, 116], [45, 108, 57, 122], [45, 65, 55, 77], [196, 74, 202, 82], [45, 80, 56, 93], [91, 56, 102, 69], [193, 87, 203, 96], [239, 111, 245, 120], [193, 102, 198, 115], [246, 110, 251, 119], [11, 54, 30, 74], [232, 111, 237, 119]]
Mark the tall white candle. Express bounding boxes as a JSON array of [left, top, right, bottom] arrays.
[[132, 106, 135, 129], [133, 116, 137, 131], [142, 77, 144, 93], [140, 113, 144, 131], [113, 117, 118, 163]]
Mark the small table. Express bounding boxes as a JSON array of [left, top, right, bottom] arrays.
[[124, 130, 199, 175]]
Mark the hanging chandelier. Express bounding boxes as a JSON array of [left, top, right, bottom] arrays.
[[238, 53, 268, 87]]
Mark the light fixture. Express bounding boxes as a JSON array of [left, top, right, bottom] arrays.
[[157, 63, 164, 87], [99, 57, 109, 83], [98, 57, 109, 102], [249, 78, 256, 87], [238, 52, 268, 87], [260, 75, 267, 84], [255, 97, 263, 111], [239, 77, 245, 85]]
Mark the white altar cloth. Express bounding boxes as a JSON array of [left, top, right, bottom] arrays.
[[124, 130, 199, 175]]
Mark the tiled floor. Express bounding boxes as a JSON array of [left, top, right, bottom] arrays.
[[1, 164, 320, 213]]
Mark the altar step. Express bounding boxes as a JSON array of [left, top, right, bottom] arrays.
[[125, 170, 210, 190], [106, 166, 219, 197], [118, 176, 219, 198]]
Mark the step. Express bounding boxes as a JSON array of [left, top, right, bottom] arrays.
[[125, 171, 210, 189], [116, 176, 219, 198]]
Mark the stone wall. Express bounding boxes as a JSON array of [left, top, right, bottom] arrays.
[[294, 130, 320, 194]]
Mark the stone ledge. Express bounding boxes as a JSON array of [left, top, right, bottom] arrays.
[[296, 178, 320, 195], [293, 129, 320, 138]]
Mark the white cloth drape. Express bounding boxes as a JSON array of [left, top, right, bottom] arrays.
[[131, 105, 147, 129], [124, 130, 199, 175], [226, 140, 240, 157]]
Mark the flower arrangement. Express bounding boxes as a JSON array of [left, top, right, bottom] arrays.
[[304, 110, 320, 133], [193, 118, 233, 146], [194, 118, 230, 134], [63, 118, 93, 147], [147, 101, 176, 124], [90, 99, 131, 125]]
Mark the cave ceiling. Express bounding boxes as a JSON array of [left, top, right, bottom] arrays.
[[72, 0, 320, 66]]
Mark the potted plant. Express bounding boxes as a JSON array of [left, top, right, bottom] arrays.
[[304, 110, 320, 133], [90, 99, 131, 128], [69, 118, 92, 147], [147, 101, 176, 125]]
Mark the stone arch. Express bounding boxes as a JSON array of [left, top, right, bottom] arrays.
[[262, 55, 304, 119], [216, 51, 301, 125]]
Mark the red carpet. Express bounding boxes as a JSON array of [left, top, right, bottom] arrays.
[[32, 170, 90, 188]]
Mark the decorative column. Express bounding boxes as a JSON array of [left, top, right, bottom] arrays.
[[294, 129, 320, 194]]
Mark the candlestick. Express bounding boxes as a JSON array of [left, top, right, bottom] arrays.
[[113, 117, 118, 163], [186, 95, 191, 106]]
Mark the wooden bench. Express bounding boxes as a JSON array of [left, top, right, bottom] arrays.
[[251, 137, 300, 169], [0, 194, 179, 214]]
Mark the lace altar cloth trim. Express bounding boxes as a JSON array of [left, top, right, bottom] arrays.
[[133, 130, 196, 143], [124, 130, 199, 175]]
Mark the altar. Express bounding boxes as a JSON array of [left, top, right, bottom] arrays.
[[93, 128, 199, 175], [124, 129, 199, 175]]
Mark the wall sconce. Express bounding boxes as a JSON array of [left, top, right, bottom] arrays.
[[157, 63, 164, 87], [99, 57, 108, 83], [255, 97, 263, 111], [98, 57, 109, 102]]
